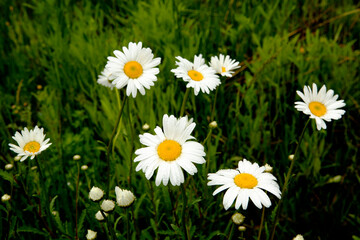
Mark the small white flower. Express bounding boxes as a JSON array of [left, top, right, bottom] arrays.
[[293, 234, 304, 240], [208, 159, 281, 210], [210, 54, 240, 77], [134, 114, 206, 186], [9, 126, 52, 162], [73, 154, 81, 161], [86, 229, 97, 240], [5, 164, 13, 170], [89, 187, 104, 202], [97, 67, 114, 89], [142, 123, 150, 131], [100, 199, 115, 212], [106, 42, 161, 98], [264, 163, 273, 173], [81, 165, 88, 171], [231, 213, 245, 225], [295, 83, 346, 130], [1, 194, 11, 202], [115, 186, 136, 207], [95, 210, 108, 221], [171, 54, 220, 96], [288, 154, 295, 161], [209, 121, 218, 129]]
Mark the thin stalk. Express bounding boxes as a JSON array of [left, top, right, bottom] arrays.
[[127, 98, 135, 188], [149, 182, 159, 239], [270, 119, 310, 240], [75, 162, 80, 240], [210, 87, 219, 121], [227, 223, 235, 240], [106, 93, 127, 196], [125, 208, 130, 240], [257, 206, 266, 240], [181, 184, 190, 240], [180, 88, 191, 116]]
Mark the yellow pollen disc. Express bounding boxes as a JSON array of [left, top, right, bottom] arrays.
[[157, 140, 182, 161], [23, 141, 41, 153], [309, 101, 327, 117], [234, 173, 258, 189], [124, 61, 143, 79], [221, 66, 226, 73], [188, 70, 204, 81]]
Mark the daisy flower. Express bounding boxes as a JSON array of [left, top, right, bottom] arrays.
[[115, 186, 136, 207], [295, 83, 346, 130], [105, 42, 161, 98], [171, 54, 220, 96], [134, 114, 206, 186], [9, 126, 52, 162], [208, 159, 281, 210], [97, 67, 114, 89], [210, 54, 240, 77]]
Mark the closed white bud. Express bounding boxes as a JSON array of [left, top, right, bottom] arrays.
[[52, 211, 58, 216], [89, 186, 104, 202], [115, 186, 136, 207], [81, 165, 88, 171], [231, 213, 245, 225], [238, 226, 246, 231], [264, 163, 273, 173], [5, 164, 13, 170], [95, 210, 108, 221], [328, 175, 342, 183], [142, 123, 150, 131], [209, 121, 218, 129], [14, 156, 21, 161], [86, 229, 97, 240], [31, 166, 38, 171], [288, 154, 295, 161], [1, 194, 11, 202], [100, 199, 115, 212], [73, 155, 81, 161], [293, 234, 304, 240]]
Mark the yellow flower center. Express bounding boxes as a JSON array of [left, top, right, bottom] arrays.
[[234, 173, 258, 189], [309, 101, 327, 117], [157, 140, 182, 161], [188, 70, 204, 81], [221, 66, 226, 73], [23, 141, 41, 153], [124, 61, 143, 79]]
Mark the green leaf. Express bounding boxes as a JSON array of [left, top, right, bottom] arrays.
[[0, 169, 13, 184], [17, 226, 48, 236]]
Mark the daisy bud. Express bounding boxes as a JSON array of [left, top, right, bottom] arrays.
[[52, 211, 58, 216], [1, 194, 11, 202], [89, 187, 104, 202], [142, 123, 150, 131], [231, 213, 245, 225], [264, 163, 273, 173], [73, 155, 81, 161], [293, 234, 304, 240], [81, 165, 88, 171], [37, 84, 43, 90], [100, 199, 115, 212], [5, 164, 13, 170], [86, 229, 97, 240], [209, 121, 218, 129], [328, 175, 342, 183], [238, 226, 246, 232], [288, 154, 294, 161], [31, 166, 38, 171], [95, 210, 107, 221], [115, 186, 136, 207], [14, 156, 21, 161]]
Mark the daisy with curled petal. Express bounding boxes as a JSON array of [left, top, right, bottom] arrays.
[[9, 126, 52, 162], [208, 159, 281, 210], [210, 54, 240, 77], [171, 54, 220, 96], [105, 42, 161, 98], [295, 83, 346, 130], [97, 67, 114, 89], [134, 114, 206, 186]]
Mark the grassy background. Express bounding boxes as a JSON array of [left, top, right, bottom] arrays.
[[1, 0, 360, 239]]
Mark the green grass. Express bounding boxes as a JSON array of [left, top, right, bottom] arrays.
[[1, 0, 360, 239]]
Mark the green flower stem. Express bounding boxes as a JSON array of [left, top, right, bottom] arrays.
[[257, 206, 266, 240], [227, 223, 235, 240], [181, 184, 191, 240], [210, 87, 219, 121], [125, 208, 130, 240], [127, 98, 135, 188], [180, 88, 191, 117], [75, 162, 80, 240], [270, 118, 311, 240], [106, 92, 127, 196]]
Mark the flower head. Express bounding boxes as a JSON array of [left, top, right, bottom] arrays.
[[134, 114, 206, 186], [171, 54, 220, 96], [1, 194, 11, 202], [97, 67, 114, 89], [89, 187, 104, 202], [9, 126, 52, 162], [115, 186, 136, 207], [100, 199, 115, 212], [210, 54, 240, 77], [105, 42, 161, 97], [293, 234, 304, 240], [95, 211, 107, 221], [231, 213, 245, 225], [208, 159, 281, 210], [295, 83, 346, 130], [86, 230, 97, 240]]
